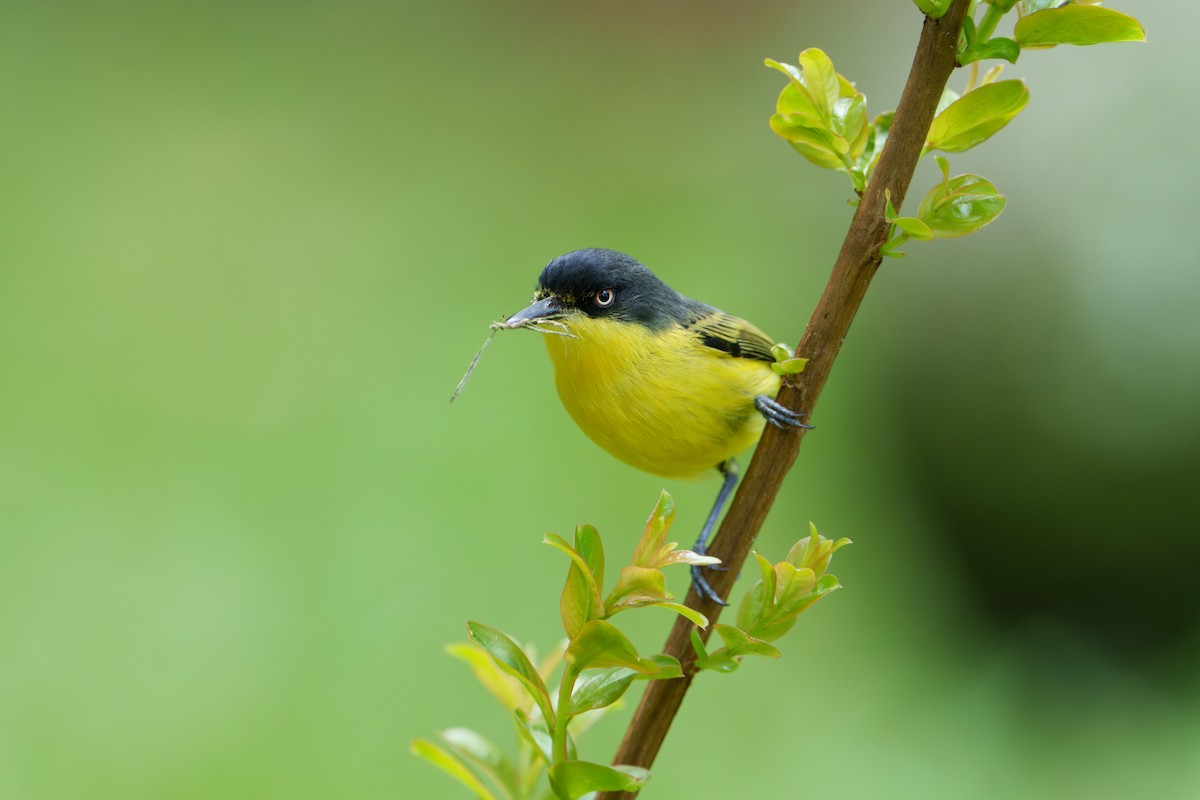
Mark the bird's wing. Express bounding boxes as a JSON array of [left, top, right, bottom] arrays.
[[684, 309, 777, 363]]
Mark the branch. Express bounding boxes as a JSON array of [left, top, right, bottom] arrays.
[[599, 2, 971, 795]]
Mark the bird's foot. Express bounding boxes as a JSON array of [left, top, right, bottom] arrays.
[[689, 544, 728, 606], [755, 394, 814, 430]]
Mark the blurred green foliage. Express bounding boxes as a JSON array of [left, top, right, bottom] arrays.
[[1, 1, 1196, 799]]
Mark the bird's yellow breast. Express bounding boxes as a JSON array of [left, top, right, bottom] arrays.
[[543, 316, 780, 480]]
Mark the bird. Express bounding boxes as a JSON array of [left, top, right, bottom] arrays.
[[503, 248, 809, 604]]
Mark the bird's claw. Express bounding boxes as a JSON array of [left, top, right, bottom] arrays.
[[689, 545, 728, 606], [755, 394, 814, 430]]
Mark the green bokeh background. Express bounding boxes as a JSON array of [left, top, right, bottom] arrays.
[[3, 1, 1196, 798]]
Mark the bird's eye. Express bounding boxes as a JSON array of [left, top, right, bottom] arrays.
[[594, 288, 615, 308]]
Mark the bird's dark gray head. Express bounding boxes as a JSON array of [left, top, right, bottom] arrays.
[[533, 248, 699, 330]]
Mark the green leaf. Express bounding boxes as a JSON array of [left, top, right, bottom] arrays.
[[836, 73, 858, 100], [634, 653, 683, 680], [774, 82, 824, 128], [735, 579, 770, 634], [861, 110, 894, 177], [565, 620, 659, 674], [786, 523, 851, 576], [916, 172, 1007, 238], [773, 562, 819, 607], [575, 524, 605, 592], [513, 709, 559, 765], [927, 80, 1028, 153], [771, 116, 846, 171], [832, 94, 868, 159], [568, 667, 637, 715], [959, 36, 1021, 66], [445, 642, 527, 713], [885, 193, 900, 222], [605, 565, 668, 611], [912, 0, 953, 18], [467, 622, 555, 727], [756, 572, 844, 641], [625, 490, 719, 572], [934, 88, 960, 117], [771, 357, 808, 376], [631, 490, 674, 568], [893, 216, 935, 241], [544, 532, 604, 640], [439, 728, 520, 800], [764, 58, 809, 96], [642, 601, 709, 628], [714, 624, 782, 659], [753, 550, 777, 596], [548, 761, 650, 800], [848, 167, 867, 194], [411, 738, 500, 800], [689, 628, 740, 674], [798, 48, 839, 124], [735, 552, 777, 633], [1015, 5, 1146, 48], [961, 14, 978, 49], [766, 49, 867, 182]]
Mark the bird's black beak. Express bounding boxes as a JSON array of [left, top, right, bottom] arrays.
[[502, 296, 563, 328]]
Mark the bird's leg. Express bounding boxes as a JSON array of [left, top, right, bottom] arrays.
[[689, 459, 740, 606], [689, 400, 812, 605], [755, 394, 814, 430]]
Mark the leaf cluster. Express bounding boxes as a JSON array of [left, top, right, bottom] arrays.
[[957, 1, 1146, 67], [691, 525, 850, 673], [549, 491, 717, 639], [414, 494, 851, 797], [765, 49, 887, 193], [770, 341, 808, 376], [413, 492, 718, 799], [768, 3, 1143, 257]]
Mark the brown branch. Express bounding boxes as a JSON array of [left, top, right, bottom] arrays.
[[599, 2, 971, 796]]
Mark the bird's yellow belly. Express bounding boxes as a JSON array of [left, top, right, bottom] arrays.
[[543, 318, 779, 480]]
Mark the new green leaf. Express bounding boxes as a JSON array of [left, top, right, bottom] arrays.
[[568, 667, 637, 716], [959, 36, 1021, 66], [445, 643, 527, 713], [513, 709, 560, 766], [714, 623, 782, 659], [605, 565, 668, 611], [544, 531, 604, 639], [1015, 5, 1146, 48], [630, 490, 674, 568], [912, 0, 953, 18], [927, 80, 1028, 153], [917, 163, 1007, 238], [798, 48, 839, 124], [439, 728, 520, 800], [565, 620, 658, 673], [467, 622, 555, 726], [634, 653, 683, 680], [893, 216, 935, 241], [411, 739, 500, 800], [548, 761, 650, 800]]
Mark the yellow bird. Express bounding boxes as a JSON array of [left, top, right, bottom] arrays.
[[505, 248, 809, 603]]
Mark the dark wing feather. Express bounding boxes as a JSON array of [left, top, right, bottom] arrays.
[[684, 308, 777, 363]]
